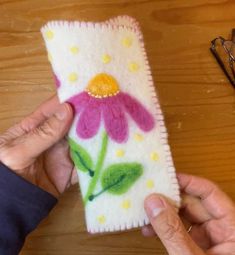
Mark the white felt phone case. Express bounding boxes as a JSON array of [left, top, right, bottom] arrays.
[[41, 16, 180, 233]]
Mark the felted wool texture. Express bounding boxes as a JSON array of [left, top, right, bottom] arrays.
[[41, 16, 180, 233]]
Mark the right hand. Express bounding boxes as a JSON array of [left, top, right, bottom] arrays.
[[142, 174, 235, 255]]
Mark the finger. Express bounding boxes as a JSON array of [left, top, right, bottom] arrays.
[[44, 138, 74, 194], [2, 95, 60, 143], [177, 173, 235, 219], [70, 167, 78, 186], [142, 208, 194, 238], [21, 95, 60, 129], [142, 215, 196, 238], [14, 95, 60, 136], [188, 224, 211, 250], [1, 103, 73, 169], [180, 194, 211, 224], [207, 242, 235, 255], [142, 203, 210, 245], [141, 224, 156, 237], [144, 194, 205, 255]]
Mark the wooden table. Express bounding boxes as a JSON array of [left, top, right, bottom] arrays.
[[1, 0, 235, 254]]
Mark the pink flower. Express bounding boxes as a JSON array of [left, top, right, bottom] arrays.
[[67, 73, 155, 143]]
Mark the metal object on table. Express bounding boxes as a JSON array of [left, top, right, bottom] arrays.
[[210, 29, 235, 89]]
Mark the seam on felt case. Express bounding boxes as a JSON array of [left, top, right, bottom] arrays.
[[41, 15, 181, 233]]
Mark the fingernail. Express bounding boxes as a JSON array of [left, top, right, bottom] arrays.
[[55, 104, 69, 120], [146, 195, 165, 218]]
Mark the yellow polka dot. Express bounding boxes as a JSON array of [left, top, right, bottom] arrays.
[[121, 199, 131, 209], [47, 53, 52, 62], [70, 46, 79, 55], [150, 152, 159, 161], [134, 133, 144, 142], [122, 37, 133, 47], [128, 62, 139, 72], [68, 72, 78, 83], [146, 179, 155, 189], [102, 54, 111, 64], [45, 30, 54, 40], [116, 149, 125, 157], [97, 215, 106, 224]]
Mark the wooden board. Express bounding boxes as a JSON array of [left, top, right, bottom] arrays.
[[0, 0, 235, 254]]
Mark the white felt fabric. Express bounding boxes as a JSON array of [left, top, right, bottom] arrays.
[[41, 16, 180, 233]]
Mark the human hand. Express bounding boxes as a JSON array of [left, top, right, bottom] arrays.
[[142, 174, 235, 255], [0, 96, 77, 198]]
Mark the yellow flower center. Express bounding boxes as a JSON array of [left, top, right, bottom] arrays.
[[86, 73, 120, 98]]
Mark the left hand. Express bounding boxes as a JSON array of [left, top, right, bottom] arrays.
[[0, 95, 77, 197]]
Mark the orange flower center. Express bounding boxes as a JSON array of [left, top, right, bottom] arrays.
[[86, 73, 120, 98]]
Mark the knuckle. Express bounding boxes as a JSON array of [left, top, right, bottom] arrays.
[[35, 121, 58, 139], [161, 215, 182, 241], [20, 116, 37, 132], [0, 147, 28, 170], [204, 178, 217, 188], [202, 181, 218, 199], [0, 132, 13, 149], [0, 137, 7, 149], [0, 139, 9, 162]]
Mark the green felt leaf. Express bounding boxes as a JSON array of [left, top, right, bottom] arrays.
[[68, 138, 94, 175], [101, 163, 143, 195]]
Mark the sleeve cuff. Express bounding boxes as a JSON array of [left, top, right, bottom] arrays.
[[0, 163, 58, 212]]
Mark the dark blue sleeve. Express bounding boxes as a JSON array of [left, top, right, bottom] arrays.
[[0, 163, 57, 254]]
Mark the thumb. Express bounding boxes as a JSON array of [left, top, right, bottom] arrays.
[[144, 194, 205, 255], [1, 103, 73, 169]]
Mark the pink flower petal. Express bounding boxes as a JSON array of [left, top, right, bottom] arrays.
[[119, 92, 155, 132], [67, 92, 90, 114], [76, 97, 101, 139], [102, 96, 128, 143]]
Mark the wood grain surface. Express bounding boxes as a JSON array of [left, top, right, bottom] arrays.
[[1, 0, 235, 254]]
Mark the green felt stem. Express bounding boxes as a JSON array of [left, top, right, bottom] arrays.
[[83, 131, 108, 205]]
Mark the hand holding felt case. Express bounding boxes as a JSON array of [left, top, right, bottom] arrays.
[[41, 16, 180, 233]]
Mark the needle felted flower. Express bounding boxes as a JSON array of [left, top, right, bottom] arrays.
[[68, 73, 155, 143]]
